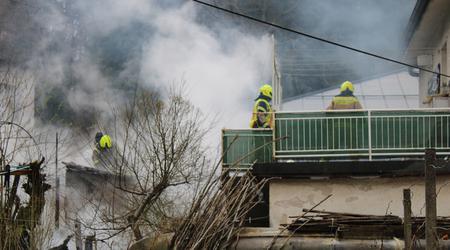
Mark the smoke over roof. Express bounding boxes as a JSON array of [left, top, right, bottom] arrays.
[[0, 0, 417, 131], [213, 0, 417, 98]]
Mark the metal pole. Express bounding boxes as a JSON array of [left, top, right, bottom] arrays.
[[367, 110, 372, 161], [55, 132, 59, 228], [271, 33, 277, 110], [425, 148, 438, 250], [0, 162, 3, 248], [271, 33, 277, 160], [75, 219, 82, 250], [403, 189, 412, 250]]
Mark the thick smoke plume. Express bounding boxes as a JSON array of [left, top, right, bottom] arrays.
[[213, 0, 417, 97], [1, 0, 418, 127], [1, 0, 272, 134]]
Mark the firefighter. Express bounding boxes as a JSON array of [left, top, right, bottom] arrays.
[[92, 132, 113, 168], [327, 81, 362, 110], [250, 84, 273, 128]]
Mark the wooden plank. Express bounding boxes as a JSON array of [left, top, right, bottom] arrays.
[[404, 188, 412, 250], [300, 208, 383, 217]]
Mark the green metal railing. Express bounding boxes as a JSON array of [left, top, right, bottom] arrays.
[[222, 129, 273, 169], [275, 111, 369, 158], [222, 109, 450, 169]]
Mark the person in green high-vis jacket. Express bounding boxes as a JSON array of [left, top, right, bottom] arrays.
[[92, 132, 114, 168], [327, 81, 363, 150], [250, 84, 273, 164], [327, 81, 362, 110], [250, 84, 273, 128]]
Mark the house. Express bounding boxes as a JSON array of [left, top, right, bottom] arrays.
[[221, 0, 450, 248], [128, 1, 450, 249], [405, 0, 450, 108]]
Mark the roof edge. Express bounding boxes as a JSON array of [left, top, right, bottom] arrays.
[[403, 0, 430, 50]]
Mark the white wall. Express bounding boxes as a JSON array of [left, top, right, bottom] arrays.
[[269, 176, 450, 227]]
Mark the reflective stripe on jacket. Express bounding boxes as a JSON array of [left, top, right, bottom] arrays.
[[329, 96, 362, 110]]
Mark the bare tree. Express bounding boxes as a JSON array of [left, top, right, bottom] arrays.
[[170, 170, 269, 249], [74, 85, 211, 243], [67, 84, 273, 250], [0, 69, 54, 250]]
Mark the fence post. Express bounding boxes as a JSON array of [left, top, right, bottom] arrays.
[[272, 113, 276, 162], [75, 219, 83, 250], [55, 132, 59, 228], [425, 148, 438, 250], [403, 189, 412, 250], [367, 110, 372, 161]]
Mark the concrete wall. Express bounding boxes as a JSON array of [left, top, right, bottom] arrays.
[[269, 176, 450, 227]]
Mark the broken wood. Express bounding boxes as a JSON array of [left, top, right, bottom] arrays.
[[281, 209, 450, 241], [404, 189, 412, 250], [296, 209, 379, 218], [268, 194, 333, 250]]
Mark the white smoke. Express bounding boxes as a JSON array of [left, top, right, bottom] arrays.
[[140, 3, 272, 128], [27, 0, 272, 133]]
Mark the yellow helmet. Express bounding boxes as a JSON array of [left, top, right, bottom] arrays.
[[99, 134, 112, 149], [260, 84, 273, 99], [340, 81, 354, 92]]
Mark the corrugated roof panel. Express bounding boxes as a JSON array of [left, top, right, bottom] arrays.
[[303, 97, 327, 110], [385, 96, 408, 108], [398, 73, 419, 95], [282, 71, 419, 110], [283, 99, 303, 111], [362, 96, 386, 109], [360, 79, 383, 95], [380, 75, 403, 95], [405, 96, 419, 108]]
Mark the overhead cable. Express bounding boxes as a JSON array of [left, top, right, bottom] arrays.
[[192, 0, 449, 78]]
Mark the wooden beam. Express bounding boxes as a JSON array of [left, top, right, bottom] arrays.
[[403, 188, 412, 250]]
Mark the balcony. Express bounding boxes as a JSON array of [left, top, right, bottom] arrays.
[[222, 109, 450, 169]]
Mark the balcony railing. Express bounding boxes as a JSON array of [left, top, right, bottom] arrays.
[[222, 129, 273, 170], [223, 109, 450, 169]]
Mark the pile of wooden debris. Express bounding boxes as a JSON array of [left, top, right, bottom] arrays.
[[282, 209, 450, 239]]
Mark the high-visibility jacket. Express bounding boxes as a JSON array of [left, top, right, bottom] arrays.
[[328, 93, 362, 110], [92, 145, 114, 167], [250, 96, 272, 128]]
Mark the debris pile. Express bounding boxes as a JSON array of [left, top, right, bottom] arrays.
[[282, 209, 450, 239], [170, 172, 268, 249]]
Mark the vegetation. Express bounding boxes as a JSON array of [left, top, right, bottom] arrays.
[[0, 70, 53, 250]]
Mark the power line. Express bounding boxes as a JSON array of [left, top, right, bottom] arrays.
[[192, 0, 449, 78]]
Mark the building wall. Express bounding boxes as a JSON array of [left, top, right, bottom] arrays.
[[419, 18, 450, 108], [269, 176, 450, 227]]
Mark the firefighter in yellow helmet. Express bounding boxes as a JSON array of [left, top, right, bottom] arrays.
[[327, 81, 362, 110], [92, 132, 113, 168], [250, 84, 273, 128]]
